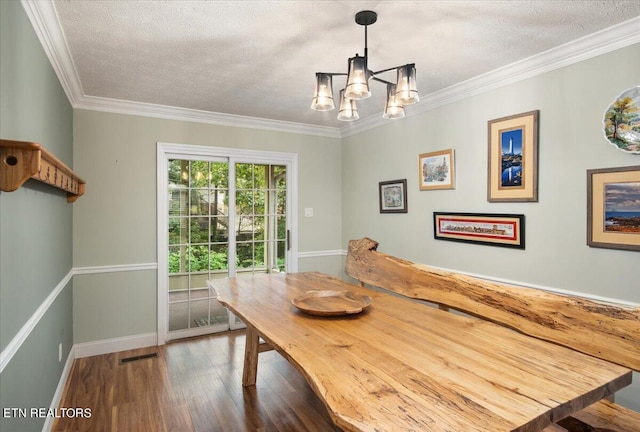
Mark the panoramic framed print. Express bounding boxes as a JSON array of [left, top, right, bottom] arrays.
[[418, 149, 455, 190], [587, 166, 640, 251], [434, 212, 525, 249], [487, 110, 539, 202], [379, 179, 408, 213]]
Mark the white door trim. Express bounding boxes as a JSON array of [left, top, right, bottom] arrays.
[[156, 142, 298, 345]]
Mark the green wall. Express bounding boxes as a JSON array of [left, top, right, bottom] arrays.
[[0, 1, 74, 431], [341, 43, 640, 410]]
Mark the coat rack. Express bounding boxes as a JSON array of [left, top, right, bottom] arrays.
[[0, 139, 85, 202]]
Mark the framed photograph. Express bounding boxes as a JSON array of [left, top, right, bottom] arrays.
[[379, 179, 408, 213], [418, 149, 455, 190], [487, 110, 539, 202], [587, 166, 640, 251], [433, 212, 525, 249]]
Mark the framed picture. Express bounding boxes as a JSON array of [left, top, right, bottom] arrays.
[[487, 110, 539, 202], [433, 212, 525, 249], [379, 179, 408, 213], [418, 149, 455, 190], [587, 166, 640, 251]]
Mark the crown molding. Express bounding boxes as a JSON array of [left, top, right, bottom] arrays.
[[75, 95, 342, 138], [23, 0, 640, 139], [21, 0, 83, 106]]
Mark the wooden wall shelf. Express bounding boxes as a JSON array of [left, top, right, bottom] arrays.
[[1, 139, 85, 202]]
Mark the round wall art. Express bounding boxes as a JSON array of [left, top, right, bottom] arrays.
[[603, 85, 640, 154]]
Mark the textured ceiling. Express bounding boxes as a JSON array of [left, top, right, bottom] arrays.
[[52, 0, 640, 131]]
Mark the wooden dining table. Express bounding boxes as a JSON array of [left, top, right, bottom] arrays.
[[210, 272, 632, 432]]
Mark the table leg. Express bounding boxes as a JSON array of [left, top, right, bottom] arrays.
[[243, 325, 260, 386]]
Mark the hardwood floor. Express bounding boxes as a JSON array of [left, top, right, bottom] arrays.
[[53, 330, 339, 432]]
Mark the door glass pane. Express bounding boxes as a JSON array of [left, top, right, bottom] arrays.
[[235, 163, 287, 275], [168, 301, 188, 332], [169, 245, 187, 274], [210, 217, 228, 242], [168, 159, 230, 334], [277, 215, 287, 240], [236, 242, 254, 269], [189, 218, 209, 244], [210, 243, 228, 271], [254, 216, 266, 240], [169, 217, 187, 244], [277, 240, 286, 271], [277, 190, 286, 214], [209, 190, 228, 216], [190, 161, 208, 188], [166, 158, 288, 338], [168, 274, 189, 291], [190, 299, 211, 327], [168, 160, 189, 188], [169, 190, 188, 216]]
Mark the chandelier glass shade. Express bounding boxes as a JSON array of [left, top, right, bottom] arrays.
[[344, 55, 371, 100], [383, 84, 405, 119], [337, 89, 359, 121], [311, 10, 419, 121], [396, 64, 420, 105], [311, 73, 335, 111]]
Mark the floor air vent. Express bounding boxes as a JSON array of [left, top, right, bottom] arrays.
[[119, 353, 158, 364]]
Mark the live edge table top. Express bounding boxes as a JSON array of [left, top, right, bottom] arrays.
[[211, 272, 632, 432]]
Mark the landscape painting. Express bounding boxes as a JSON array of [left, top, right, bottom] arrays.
[[587, 166, 640, 251], [604, 181, 640, 234]]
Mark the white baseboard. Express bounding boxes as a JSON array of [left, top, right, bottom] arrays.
[[74, 332, 158, 359], [42, 345, 76, 432]]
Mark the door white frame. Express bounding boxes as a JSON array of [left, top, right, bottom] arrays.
[[156, 142, 299, 345]]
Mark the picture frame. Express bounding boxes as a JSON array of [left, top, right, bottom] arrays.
[[433, 212, 525, 249], [379, 179, 408, 213], [487, 110, 539, 202], [587, 166, 640, 251], [418, 149, 455, 190]]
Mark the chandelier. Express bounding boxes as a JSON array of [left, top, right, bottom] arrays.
[[311, 10, 419, 121]]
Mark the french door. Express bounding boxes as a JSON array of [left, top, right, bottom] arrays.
[[157, 143, 298, 343]]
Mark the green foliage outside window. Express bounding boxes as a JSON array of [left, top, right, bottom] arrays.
[[169, 245, 228, 273], [168, 160, 287, 274]]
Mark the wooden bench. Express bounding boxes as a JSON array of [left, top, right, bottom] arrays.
[[345, 237, 640, 432]]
